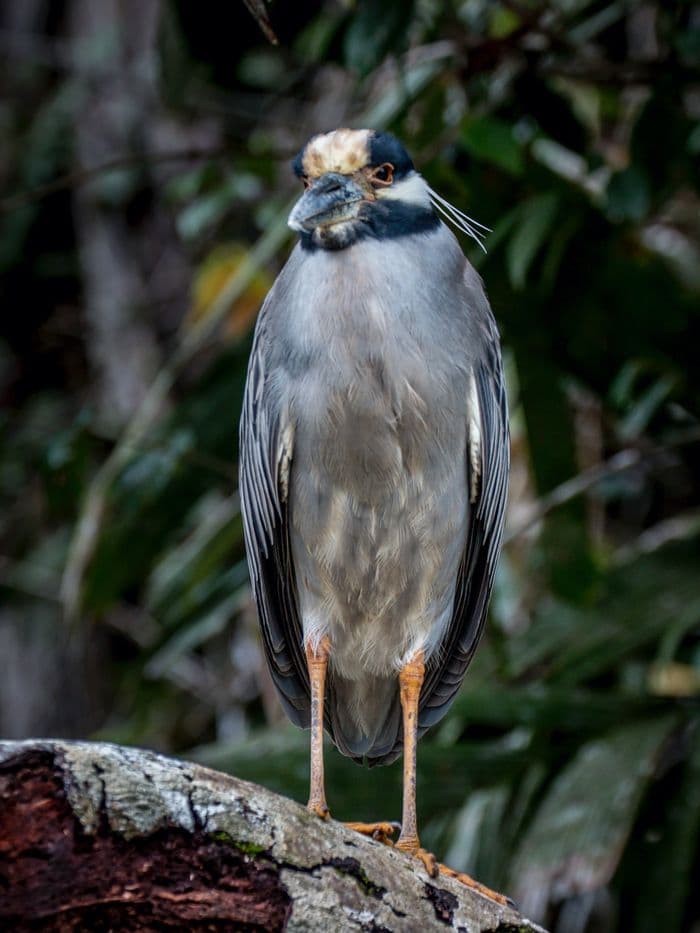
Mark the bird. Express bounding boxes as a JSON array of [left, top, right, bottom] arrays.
[[239, 128, 510, 904]]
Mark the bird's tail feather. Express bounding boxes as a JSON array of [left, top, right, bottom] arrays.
[[328, 674, 403, 766]]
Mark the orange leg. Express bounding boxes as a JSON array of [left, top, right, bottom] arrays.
[[395, 651, 435, 871], [394, 651, 511, 908], [306, 637, 331, 819], [305, 637, 400, 844]]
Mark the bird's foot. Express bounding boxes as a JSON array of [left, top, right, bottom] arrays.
[[436, 862, 513, 907], [344, 821, 400, 845], [306, 799, 330, 821], [396, 837, 512, 907], [395, 837, 439, 877]]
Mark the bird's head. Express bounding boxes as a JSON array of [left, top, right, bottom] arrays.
[[288, 128, 429, 250], [288, 129, 488, 251]]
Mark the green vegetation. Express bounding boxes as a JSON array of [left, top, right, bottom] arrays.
[[0, 2, 698, 930], [209, 832, 267, 856]]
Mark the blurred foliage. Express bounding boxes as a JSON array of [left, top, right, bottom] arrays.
[[1, 1, 699, 931]]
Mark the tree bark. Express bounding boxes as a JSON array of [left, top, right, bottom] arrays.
[[0, 740, 546, 932]]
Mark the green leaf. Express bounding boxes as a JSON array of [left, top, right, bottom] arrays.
[[79, 342, 248, 614], [506, 193, 559, 290], [237, 49, 286, 89], [489, 7, 521, 39], [630, 92, 691, 191], [510, 717, 676, 913], [146, 492, 243, 627], [145, 591, 242, 678], [177, 184, 235, 241], [461, 115, 525, 176], [294, 8, 345, 64], [506, 540, 700, 685], [618, 374, 677, 440], [450, 685, 663, 736], [343, 0, 411, 77], [606, 166, 651, 223], [630, 719, 700, 933], [443, 785, 511, 886]]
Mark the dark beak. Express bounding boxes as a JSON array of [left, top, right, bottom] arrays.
[[288, 173, 365, 233]]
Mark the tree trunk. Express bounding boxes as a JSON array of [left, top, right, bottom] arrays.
[[0, 739, 546, 932]]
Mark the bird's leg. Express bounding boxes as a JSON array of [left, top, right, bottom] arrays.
[[306, 635, 398, 844], [305, 637, 398, 842], [395, 650, 436, 872], [394, 651, 511, 907], [306, 636, 331, 820]]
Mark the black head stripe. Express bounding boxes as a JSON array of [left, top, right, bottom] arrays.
[[364, 198, 439, 239], [299, 199, 439, 252], [368, 132, 415, 178], [291, 150, 305, 179]]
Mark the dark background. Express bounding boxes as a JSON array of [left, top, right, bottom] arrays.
[[1, 1, 699, 930]]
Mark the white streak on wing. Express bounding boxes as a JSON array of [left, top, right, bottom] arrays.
[[278, 421, 295, 502], [468, 368, 482, 504]]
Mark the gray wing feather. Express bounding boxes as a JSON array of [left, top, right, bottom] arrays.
[[418, 310, 509, 731], [239, 307, 310, 726]]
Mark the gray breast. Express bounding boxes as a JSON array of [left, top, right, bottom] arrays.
[[267, 226, 478, 748]]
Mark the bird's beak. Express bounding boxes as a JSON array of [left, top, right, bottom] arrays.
[[288, 173, 366, 233]]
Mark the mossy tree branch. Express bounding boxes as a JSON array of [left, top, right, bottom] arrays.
[[0, 740, 546, 932]]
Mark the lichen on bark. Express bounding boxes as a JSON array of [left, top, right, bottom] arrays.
[[0, 739, 548, 932]]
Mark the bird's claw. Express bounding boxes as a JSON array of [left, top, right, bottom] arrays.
[[344, 821, 400, 845], [417, 848, 439, 878], [436, 862, 513, 907], [398, 844, 438, 878], [307, 800, 330, 821], [373, 821, 401, 844]]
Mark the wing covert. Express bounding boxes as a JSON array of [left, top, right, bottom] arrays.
[[239, 310, 310, 726], [418, 309, 510, 729]]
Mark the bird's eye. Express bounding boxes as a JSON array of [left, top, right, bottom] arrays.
[[372, 163, 394, 185], [302, 175, 311, 190]]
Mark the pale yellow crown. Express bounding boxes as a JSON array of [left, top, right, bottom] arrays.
[[301, 128, 372, 179]]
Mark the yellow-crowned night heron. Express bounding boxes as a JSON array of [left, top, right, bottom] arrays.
[[240, 129, 509, 903]]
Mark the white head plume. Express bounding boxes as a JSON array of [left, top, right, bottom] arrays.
[[427, 187, 490, 253]]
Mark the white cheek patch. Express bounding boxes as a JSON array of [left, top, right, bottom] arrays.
[[376, 172, 432, 207]]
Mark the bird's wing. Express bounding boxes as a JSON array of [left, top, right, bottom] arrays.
[[239, 309, 310, 727], [418, 309, 509, 730]]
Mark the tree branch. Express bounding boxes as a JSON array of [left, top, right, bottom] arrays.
[[0, 739, 545, 932]]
